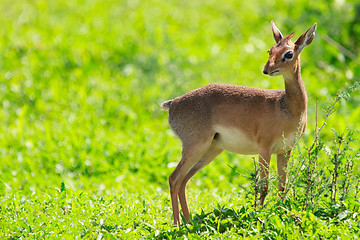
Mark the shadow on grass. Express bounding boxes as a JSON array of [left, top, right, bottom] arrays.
[[150, 198, 360, 239], [151, 205, 266, 239]]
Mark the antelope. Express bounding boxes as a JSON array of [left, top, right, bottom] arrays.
[[161, 21, 317, 225]]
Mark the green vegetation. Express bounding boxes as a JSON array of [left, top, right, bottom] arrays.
[[0, 0, 359, 238]]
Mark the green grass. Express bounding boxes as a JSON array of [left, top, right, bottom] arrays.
[[0, 0, 359, 238]]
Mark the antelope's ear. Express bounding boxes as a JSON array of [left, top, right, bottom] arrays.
[[295, 23, 317, 53], [271, 20, 283, 44]]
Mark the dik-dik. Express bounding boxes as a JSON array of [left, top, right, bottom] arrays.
[[162, 21, 317, 225]]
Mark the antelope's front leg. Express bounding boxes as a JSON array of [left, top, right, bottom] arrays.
[[276, 151, 290, 198], [258, 149, 271, 206]]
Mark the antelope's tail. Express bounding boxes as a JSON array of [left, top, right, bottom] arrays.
[[161, 100, 172, 110]]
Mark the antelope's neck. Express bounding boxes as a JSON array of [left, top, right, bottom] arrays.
[[283, 58, 308, 117]]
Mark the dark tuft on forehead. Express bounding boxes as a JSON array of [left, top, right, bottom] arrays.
[[276, 32, 295, 47]]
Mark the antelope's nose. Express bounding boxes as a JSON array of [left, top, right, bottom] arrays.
[[263, 62, 270, 75]]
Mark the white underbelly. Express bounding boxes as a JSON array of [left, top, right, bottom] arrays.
[[214, 125, 258, 155]]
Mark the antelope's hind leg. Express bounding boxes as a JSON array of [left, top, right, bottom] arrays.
[[178, 141, 223, 222], [168, 137, 214, 225]]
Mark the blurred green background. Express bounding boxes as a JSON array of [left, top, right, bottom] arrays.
[[0, 0, 359, 197]]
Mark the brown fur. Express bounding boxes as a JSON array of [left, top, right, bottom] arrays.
[[162, 21, 317, 225]]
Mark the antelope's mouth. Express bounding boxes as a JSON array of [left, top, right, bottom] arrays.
[[269, 70, 280, 76]]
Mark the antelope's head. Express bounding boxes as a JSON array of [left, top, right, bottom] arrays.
[[263, 21, 317, 76]]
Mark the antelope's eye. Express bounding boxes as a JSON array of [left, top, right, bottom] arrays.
[[283, 51, 294, 61]]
